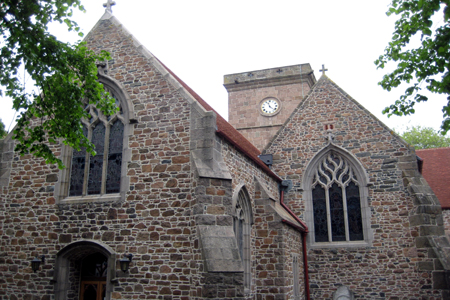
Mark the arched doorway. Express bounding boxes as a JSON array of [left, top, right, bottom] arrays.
[[79, 253, 108, 300], [54, 241, 116, 300]]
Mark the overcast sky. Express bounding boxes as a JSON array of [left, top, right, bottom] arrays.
[[1, 0, 448, 134]]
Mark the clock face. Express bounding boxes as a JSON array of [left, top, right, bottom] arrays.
[[261, 98, 280, 115]]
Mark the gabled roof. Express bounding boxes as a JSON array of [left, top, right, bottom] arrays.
[[264, 74, 410, 152], [89, 12, 281, 182], [416, 148, 450, 209]]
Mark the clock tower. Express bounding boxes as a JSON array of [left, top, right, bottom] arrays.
[[224, 64, 317, 151]]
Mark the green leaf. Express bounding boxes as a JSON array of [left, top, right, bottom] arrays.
[[399, 125, 450, 149], [418, 0, 424, 9], [376, 0, 450, 134], [0, 0, 112, 167]]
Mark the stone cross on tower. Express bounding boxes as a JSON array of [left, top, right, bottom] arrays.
[[103, 0, 116, 13], [320, 64, 328, 76]]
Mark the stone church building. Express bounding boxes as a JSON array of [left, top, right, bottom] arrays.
[[1, 6, 450, 300]]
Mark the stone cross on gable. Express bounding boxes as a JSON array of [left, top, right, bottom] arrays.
[[320, 64, 328, 76], [103, 0, 116, 13]]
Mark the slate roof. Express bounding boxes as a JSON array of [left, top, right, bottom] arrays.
[[416, 148, 450, 209]]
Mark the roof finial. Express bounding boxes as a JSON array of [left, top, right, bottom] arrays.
[[103, 0, 116, 13], [320, 64, 328, 76]]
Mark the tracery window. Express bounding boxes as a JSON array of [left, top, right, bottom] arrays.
[[233, 187, 252, 293], [68, 87, 125, 197], [311, 152, 364, 243]]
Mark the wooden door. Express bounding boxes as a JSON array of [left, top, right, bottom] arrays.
[[80, 281, 106, 300]]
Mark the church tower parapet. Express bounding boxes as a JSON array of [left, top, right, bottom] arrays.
[[224, 64, 316, 151]]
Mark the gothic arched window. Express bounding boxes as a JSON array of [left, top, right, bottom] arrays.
[[68, 88, 124, 197], [312, 152, 363, 242], [233, 186, 253, 293], [303, 147, 372, 247], [55, 76, 133, 203]]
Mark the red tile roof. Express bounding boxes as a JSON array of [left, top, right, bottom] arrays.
[[157, 59, 282, 182], [416, 148, 450, 209]]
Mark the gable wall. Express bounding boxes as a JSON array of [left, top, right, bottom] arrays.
[[265, 76, 447, 299], [0, 15, 309, 299], [0, 17, 197, 299]]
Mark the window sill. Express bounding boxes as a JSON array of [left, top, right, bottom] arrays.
[[60, 193, 122, 204], [309, 240, 371, 249]]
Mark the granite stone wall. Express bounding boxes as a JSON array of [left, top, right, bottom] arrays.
[[220, 133, 306, 299], [0, 16, 196, 300], [443, 210, 450, 237], [0, 14, 307, 300], [264, 75, 450, 299]]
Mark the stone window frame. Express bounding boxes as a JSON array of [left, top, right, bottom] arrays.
[[53, 240, 117, 300], [54, 75, 134, 204], [302, 144, 373, 248], [232, 184, 254, 294]]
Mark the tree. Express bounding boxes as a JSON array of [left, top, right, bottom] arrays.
[[0, 0, 116, 168], [399, 125, 450, 149], [375, 0, 450, 133], [0, 119, 6, 139]]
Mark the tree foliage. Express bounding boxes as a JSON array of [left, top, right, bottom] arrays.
[[399, 125, 450, 149], [0, 0, 116, 168], [0, 119, 6, 139], [375, 0, 450, 133]]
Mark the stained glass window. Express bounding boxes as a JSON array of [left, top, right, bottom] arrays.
[[312, 184, 327, 242], [311, 152, 364, 243], [68, 89, 124, 197], [106, 120, 123, 194], [69, 127, 88, 196], [346, 182, 364, 241], [88, 123, 105, 195]]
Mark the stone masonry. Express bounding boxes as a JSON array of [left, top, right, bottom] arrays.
[[261, 75, 450, 299], [0, 10, 307, 300], [2, 6, 450, 300]]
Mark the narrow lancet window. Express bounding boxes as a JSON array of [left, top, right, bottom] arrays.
[[234, 187, 252, 293]]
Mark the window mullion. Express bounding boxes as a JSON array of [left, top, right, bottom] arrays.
[[342, 185, 350, 242], [325, 184, 332, 242], [82, 127, 93, 196], [101, 124, 111, 195]]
